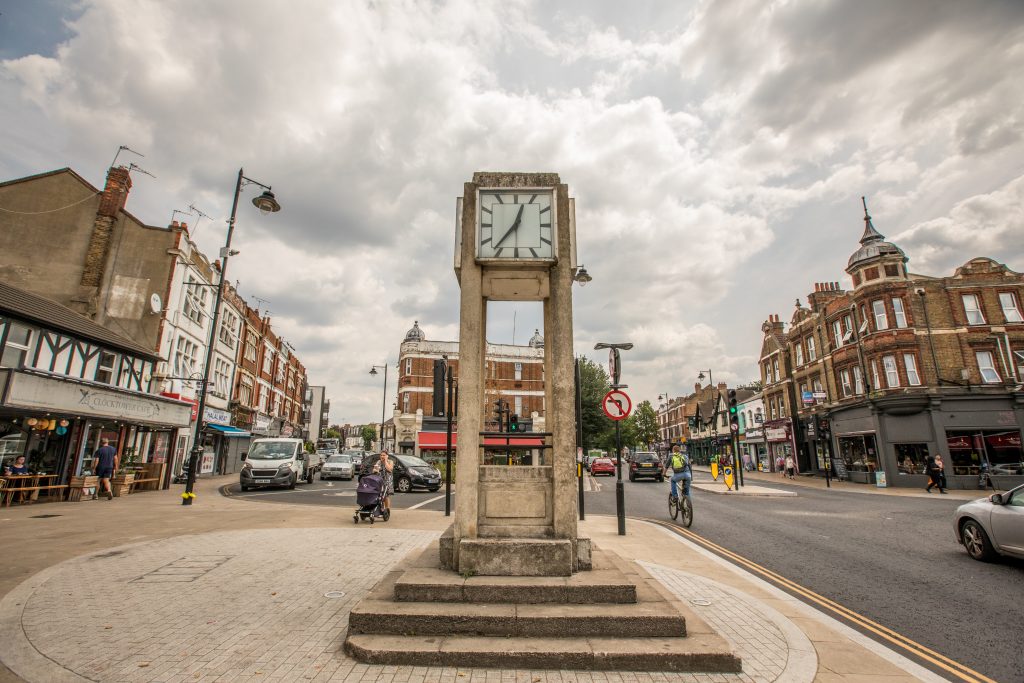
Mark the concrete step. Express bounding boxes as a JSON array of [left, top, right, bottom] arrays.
[[349, 598, 687, 637], [343, 634, 741, 673]]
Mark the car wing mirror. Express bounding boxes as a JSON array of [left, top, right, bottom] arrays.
[[989, 493, 1004, 505]]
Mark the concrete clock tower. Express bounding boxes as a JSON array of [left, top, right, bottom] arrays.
[[447, 171, 585, 576]]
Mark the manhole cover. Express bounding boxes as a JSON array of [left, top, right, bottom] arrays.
[[690, 598, 712, 606], [324, 591, 346, 598], [30, 514, 62, 519]]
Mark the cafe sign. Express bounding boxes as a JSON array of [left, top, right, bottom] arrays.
[[4, 370, 192, 427]]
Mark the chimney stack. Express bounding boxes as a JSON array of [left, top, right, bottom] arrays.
[[73, 166, 134, 315]]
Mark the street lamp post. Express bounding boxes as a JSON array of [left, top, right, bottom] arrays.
[[696, 370, 713, 468], [183, 168, 280, 506], [369, 364, 389, 451]]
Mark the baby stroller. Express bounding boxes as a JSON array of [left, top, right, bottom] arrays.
[[353, 473, 389, 523]]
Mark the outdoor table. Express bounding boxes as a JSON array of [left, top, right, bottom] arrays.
[[1, 474, 61, 506]]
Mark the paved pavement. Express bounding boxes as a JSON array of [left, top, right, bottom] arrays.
[[0, 475, 953, 682]]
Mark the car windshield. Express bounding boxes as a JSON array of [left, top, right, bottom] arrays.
[[247, 442, 297, 460], [328, 455, 350, 464], [595, 458, 612, 465], [397, 455, 432, 468], [635, 453, 658, 463], [343, 450, 363, 457]]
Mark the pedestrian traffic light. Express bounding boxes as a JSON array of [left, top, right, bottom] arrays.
[[508, 413, 520, 432], [727, 389, 739, 430]]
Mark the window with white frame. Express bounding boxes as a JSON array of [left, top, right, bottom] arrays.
[[795, 343, 804, 366], [883, 355, 900, 387], [96, 351, 118, 384], [779, 398, 787, 417], [842, 315, 853, 341], [962, 294, 985, 325], [1, 322, 33, 368], [999, 292, 1023, 323], [769, 399, 776, 419], [840, 369, 852, 397], [514, 395, 523, 415], [239, 375, 253, 405], [263, 346, 275, 375], [812, 377, 825, 400], [871, 359, 881, 391], [1014, 350, 1024, 381], [854, 366, 864, 395], [405, 358, 412, 375], [214, 357, 230, 396], [403, 391, 410, 412], [832, 320, 844, 348], [807, 336, 816, 360], [514, 362, 523, 380], [904, 353, 921, 386], [219, 310, 238, 348], [275, 361, 285, 384], [976, 351, 1000, 383], [174, 337, 198, 379], [244, 333, 257, 362], [872, 300, 888, 330], [772, 358, 780, 382], [892, 298, 908, 328]]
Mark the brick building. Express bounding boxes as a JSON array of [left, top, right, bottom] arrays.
[[761, 202, 1024, 488], [391, 322, 546, 457]]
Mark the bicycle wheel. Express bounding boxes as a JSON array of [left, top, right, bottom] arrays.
[[668, 493, 679, 521], [680, 495, 693, 528]]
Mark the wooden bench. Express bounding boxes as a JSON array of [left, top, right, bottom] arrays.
[[2, 484, 68, 506], [127, 462, 165, 493]]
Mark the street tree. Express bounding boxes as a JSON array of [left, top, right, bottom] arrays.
[[633, 400, 658, 449], [361, 425, 377, 450], [577, 357, 613, 452], [324, 427, 342, 439]]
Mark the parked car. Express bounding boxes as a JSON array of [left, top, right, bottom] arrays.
[[240, 438, 314, 491], [358, 453, 442, 492], [320, 454, 355, 481], [589, 457, 615, 476], [629, 451, 665, 482], [953, 483, 1024, 562]]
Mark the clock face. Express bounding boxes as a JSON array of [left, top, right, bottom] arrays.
[[478, 190, 555, 260]]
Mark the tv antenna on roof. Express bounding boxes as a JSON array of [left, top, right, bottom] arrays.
[[128, 162, 155, 179], [110, 144, 144, 168], [251, 294, 271, 311], [186, 203, 213, 237]]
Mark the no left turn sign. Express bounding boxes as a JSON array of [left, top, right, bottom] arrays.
[[602, 389, 632, 421]]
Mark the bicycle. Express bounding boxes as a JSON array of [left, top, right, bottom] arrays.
[[668, 491, 693, 528]]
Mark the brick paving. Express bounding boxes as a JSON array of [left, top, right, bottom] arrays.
[[2, 527, 817, 682]]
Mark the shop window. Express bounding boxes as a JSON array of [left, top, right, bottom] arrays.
[[838, 434, 878, 472], [892, 298, 908, 328], [947, 430, 1024, 476], [794, 343, 803, 366], [883, 355, 899, 387], [975, 351, 1000, 383], [894, 443, 928, 474], [1, 322, 33, 368], [999, 292, 1023, 323], [872, 300, 888, 330], [904, 354, 921, 386], [961, 294, 985, 325], [807, 336, 816, 360]]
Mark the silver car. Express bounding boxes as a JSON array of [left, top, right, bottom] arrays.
[[953, 483, 1024, 562], [320, 454, 354, 481]]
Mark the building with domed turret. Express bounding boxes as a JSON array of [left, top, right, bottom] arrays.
[[757, 199, 1024, 489], [390, 321, 546, 457]]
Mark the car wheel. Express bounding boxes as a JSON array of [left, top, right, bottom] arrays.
[[306, 470, 314, 484], [240, 485, 249, 492], [961, 519, 996, 562], [288, 475, 297, 490], [396, 477, 412, 493], [428, 487, 440, 492], [628, 473, 636, 482]]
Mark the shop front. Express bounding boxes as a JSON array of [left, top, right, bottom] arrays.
[[0, 369, 192, 490], [742, 428, 767, 471], [764, 420, 794, 474], [200, 406, 251, 476]]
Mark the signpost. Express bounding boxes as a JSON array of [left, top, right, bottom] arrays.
[[602, 389, 631, 421], [602, 387, 631, 536]]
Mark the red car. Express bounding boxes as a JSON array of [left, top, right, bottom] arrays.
[[589, 457, 615, 476]]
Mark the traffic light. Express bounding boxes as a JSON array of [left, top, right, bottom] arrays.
[[493, 399, 505, 430], [727, 389, 739, 431], [508, 413, 520, 432]]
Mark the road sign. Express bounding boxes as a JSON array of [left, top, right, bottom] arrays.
[[730, 422, 739, 432], [608, 349, 621, 385], [602, 389, 631, 421]]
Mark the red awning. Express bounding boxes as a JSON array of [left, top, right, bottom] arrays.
[[417, 431, 544, 450]]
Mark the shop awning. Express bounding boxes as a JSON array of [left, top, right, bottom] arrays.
[[417, 431, 545, 450], [207, 424, 250, 438]]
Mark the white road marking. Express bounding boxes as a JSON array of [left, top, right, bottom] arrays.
[[406, 492, 451, 510]]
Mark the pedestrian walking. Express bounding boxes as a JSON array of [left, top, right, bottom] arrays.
[[924, 453, 946, 493], [776, 455, 784, 475], [934, 454, 948, 493], [373, 451, 395, 514], [91, 438, 118, 500], [784, 453, 796, 479]]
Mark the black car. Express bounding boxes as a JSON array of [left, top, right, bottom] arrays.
[[628, 451, 665, 482], [358, 453, 442, 493]]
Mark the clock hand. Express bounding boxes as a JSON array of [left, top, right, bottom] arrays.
[[494, 205, 524, 249]]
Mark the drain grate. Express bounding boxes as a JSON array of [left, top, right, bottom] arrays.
[[690, 598, 713, 606], [131, 555, 233, 583], [324, 591, 346, 598], [30, 514, 62, 519]]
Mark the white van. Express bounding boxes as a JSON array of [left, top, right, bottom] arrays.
[[240, 438, 314, 491]]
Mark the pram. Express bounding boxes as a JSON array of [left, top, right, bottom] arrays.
[[353, 473, 390, 523]]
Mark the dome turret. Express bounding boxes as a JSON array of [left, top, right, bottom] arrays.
[[404, 320, 425, 342], [528, 329, 544, 348], [846, 197, 907, 271]]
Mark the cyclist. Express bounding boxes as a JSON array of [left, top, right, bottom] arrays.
[[669, 444, 691, 501]]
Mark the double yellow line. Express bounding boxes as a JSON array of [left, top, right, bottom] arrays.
[[647, 518, 997, 683]]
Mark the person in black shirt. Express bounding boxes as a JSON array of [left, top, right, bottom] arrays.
[[92, 438, 118, 501]]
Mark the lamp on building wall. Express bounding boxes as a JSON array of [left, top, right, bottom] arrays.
[[183, 169, 281, 507]]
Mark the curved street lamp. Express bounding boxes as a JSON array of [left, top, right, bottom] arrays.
[[183, 169, 281, 506], [370, 364, 389, 451]]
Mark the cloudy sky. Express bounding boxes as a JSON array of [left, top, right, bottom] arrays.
[[2, 0, 1023, 424]]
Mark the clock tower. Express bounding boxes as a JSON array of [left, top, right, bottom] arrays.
[[448, 171, 586, 576]]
